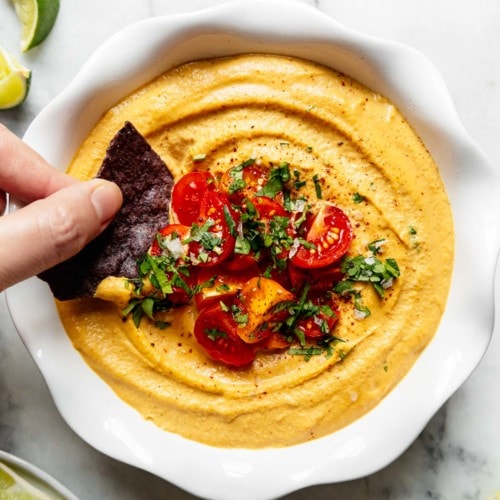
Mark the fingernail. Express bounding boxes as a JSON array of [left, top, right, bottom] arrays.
[[89, 180, 123, 223]]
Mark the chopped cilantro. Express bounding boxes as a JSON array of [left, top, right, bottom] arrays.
[[293, 203, 310, 229], [256, 162, 290, 198], [230, 303, 248, 325], [226, 158, 256, 194], [154, 320, 171, 330], [141, 297, 155, 320], [353, 192, 365, 204], [332, 241, 400, 319], [235, 236, 252, 255], [141, 255, 173, 295], [185, 219, 223, 253], [367, 238, 386, 255], [132, 304, 143, 327], [223, 205, 237, 237], [312, 174, 322, 199], [340, 250, 400, 298], [283, 283, 311, 337], [228, 177, 246, 195], [121, 299, 139, 317], [195, 275, 217, 293], [205, 328, 227, 341], [293, 169, 307, 190], [337, 349, 347, 361], [289, 346, 323, 361]]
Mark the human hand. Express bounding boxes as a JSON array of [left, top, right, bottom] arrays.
[[0, 124, 123, 291]]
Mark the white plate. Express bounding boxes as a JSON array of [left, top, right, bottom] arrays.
[[0, 450, 78, 499], [6, 1, 500, 499]]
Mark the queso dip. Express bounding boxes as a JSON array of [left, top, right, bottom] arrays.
[[56, 54, 454, 448]]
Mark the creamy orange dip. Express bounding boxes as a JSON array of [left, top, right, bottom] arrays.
[[56, 54, 453, 448]]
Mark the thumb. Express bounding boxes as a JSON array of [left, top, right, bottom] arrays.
[[0, 179, 123, 291]]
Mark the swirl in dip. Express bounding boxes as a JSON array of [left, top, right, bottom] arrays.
[[56, 54, 453, 448]]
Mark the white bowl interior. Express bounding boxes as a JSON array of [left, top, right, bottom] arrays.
[[6, 1, 500, 499]]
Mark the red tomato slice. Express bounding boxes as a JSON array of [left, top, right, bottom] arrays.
[[172, 171, 215, 226], [291, 203, 352, 269], [295, 296, 339, 339], [194, 303, 255, 367], [247, 196, 287, 221], [288, 263, 344, 293], [219, 164, 270, 204], [188, 191, 238, 267]]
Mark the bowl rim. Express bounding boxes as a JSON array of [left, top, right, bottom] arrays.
[[0, 450, 78, 499], [6, 1, 500, 499]]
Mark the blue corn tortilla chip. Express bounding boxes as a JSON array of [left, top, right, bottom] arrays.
[[38, 121, 173, 300]]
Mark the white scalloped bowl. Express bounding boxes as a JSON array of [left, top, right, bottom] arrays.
[[6, 1, 500, 499]]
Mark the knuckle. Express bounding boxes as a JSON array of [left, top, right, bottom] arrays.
[[41, 199, 89, 261]]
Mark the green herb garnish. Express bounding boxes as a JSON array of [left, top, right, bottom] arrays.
[[289, 346, 323, 361], [205, 328, 227, 341], [256, 162, 290, 198], [353, 192, 365, 204], [312, 174, 322, 199]]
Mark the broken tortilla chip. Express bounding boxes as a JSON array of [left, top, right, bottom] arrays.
[[38, 121, 173, 300]]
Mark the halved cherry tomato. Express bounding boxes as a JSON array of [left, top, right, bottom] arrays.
[[171, 171, 215, 225], [194, 303, 255, 367], [291, 203, 352, 269], [194, 264, 259, 309], [288, 262, 344, 293], [219, 163, 270, 204], [235, 277, 295, 343], [241, 305, 291, 345], [188, 190, 238, 267], [295, 296, 339, 339], [246, 196, 287, 223]]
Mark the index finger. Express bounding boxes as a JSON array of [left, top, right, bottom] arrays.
[[0, 123, 77, 202]]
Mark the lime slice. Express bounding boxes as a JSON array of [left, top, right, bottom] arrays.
[[12, 0, 60, 52], [0, 461, 53, 499], [0, 48, 31, 109]]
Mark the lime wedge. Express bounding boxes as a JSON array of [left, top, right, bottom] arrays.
[[0, 461, 53, 499], [0, 47, 31, 109], [12, 0, 60, 52]]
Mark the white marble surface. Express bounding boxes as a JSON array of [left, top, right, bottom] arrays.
[[1, 1, 500, 499]]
